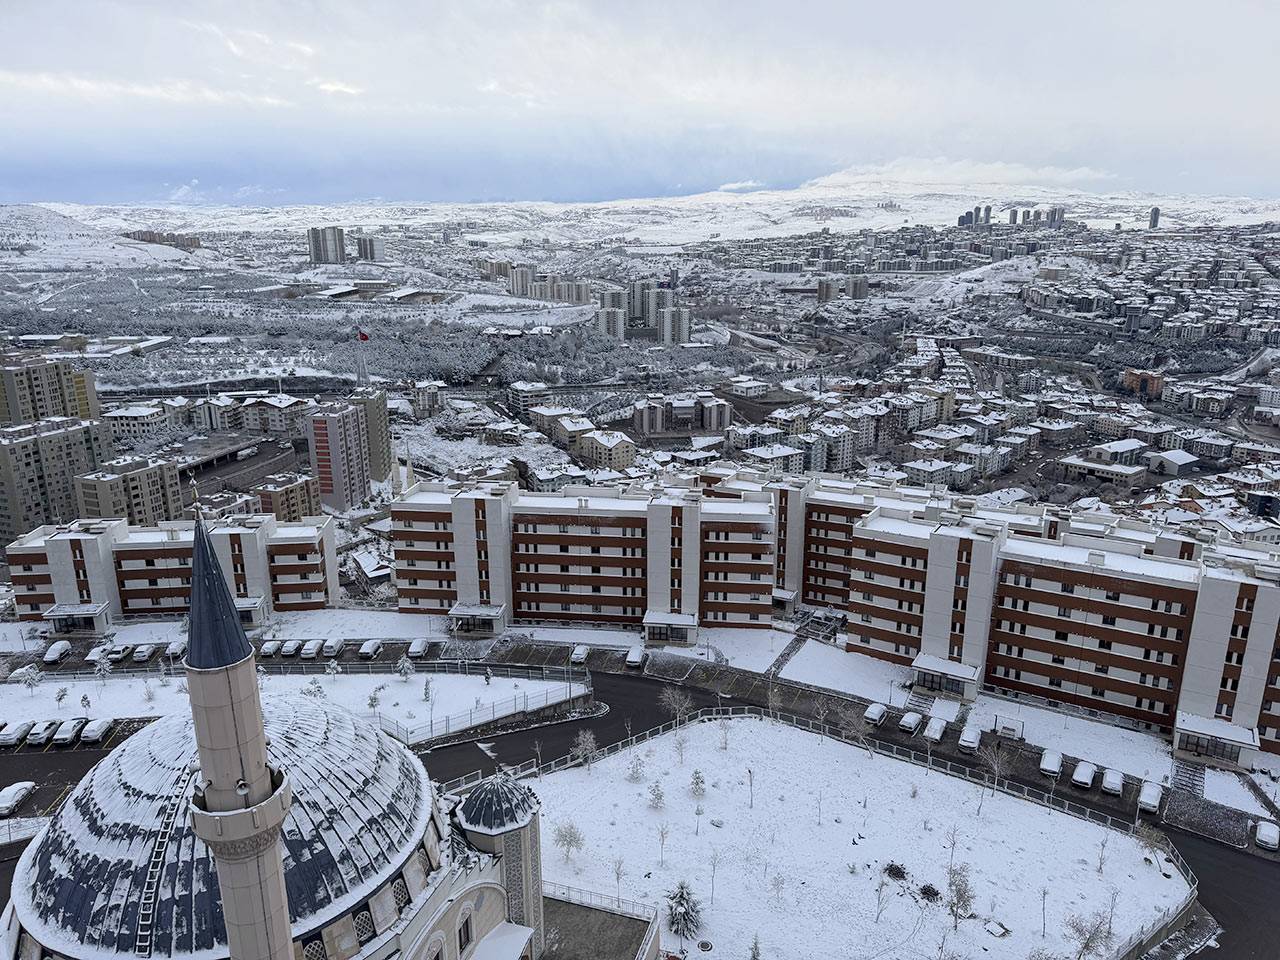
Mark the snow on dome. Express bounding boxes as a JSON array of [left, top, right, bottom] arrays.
[[455, 773, 539, 836], [13, 698, 434, 958]]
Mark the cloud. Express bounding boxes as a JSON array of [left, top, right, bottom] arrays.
[[0, 69, 292, 107], [809, 157, 1118, 189], [167, 178, 205, 202], [308, 78, 363, 96], [717, 179, 765, 192]]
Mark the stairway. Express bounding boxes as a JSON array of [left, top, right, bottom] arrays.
[[1171, 759, 1206, 798], [905, 690, 936, 715]]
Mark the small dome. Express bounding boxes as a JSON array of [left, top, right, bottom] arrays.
[[13, 698, 435, 957], [456, 773, 539, 835]]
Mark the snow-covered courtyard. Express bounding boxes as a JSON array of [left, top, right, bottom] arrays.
[[531, 718, 1191, 960]]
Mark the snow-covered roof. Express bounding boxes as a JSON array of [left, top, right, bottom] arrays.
[[456, 773, 539, 835]]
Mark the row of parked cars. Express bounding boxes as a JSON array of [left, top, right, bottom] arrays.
[[65, 639, 189, 667], [0, 717, 114, 749]]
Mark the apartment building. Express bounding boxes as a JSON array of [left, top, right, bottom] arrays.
[[240, 395, 316, 437], [74, 455, 183, 526], [576, 430, 637, 470], [306, 402, 371, 511], [252, 472, 322, 522], [0, 417, 113, 545], [349, 387, 392, 482], [103, 404, 169, 440], [6, 513, 337, 629], [307, 226, 346, 263], [0, 353, 99, 424]]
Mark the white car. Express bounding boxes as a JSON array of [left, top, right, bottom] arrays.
[[42, 640, 72, 665], [52, 717, 90, 746], [105, 644, 133, 663], [1071, 761, 1098, 789], [259, 640, 281, 658], [0, 722, 35, 747], [863, 702, 887, 727], [1256, 820, 1279, 851], [321, 639, 346, 659], [898, 711, 923, 735], [957, 725, 981, 753], [408, 639, 429, 658], [25, 720, 61, 746], [569, 645, 590, 665], [1101, 768, 1124, 796], [359, 639, 383, 660], [132, 644, 157, 664], [922, 717, 947, 744], [1138, 781, 1164, 814], [79, 719, 115, 744], [85, 644, 109, 664], [281, 640, 303, 658], [625, 645, 647, 668], [166, 638, 188, 659], [0, 781, 35, 817], [1039, 750, 1063, 778]]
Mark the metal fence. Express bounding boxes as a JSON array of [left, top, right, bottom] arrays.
[[370, 681, 588, 745]]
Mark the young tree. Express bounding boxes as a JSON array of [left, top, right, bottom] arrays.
[[94, 657, 112, 687], [22, 667, 42, 696], [1096, 833, 1110, 875], [748, 934, 762, 960], [976, 743, 1005, 814], [1062, 911, 1112, 960], [660, 686, 694, 723], [54, 687, 68, 710], [325, 658, 342, 681], [484, 666, 492, 685], [765, 684, 781, 721], [1040, 886, 1049, 938], [533, 739, 544, 774], [657, 822, 670, 865], [874, 877, 890, 923], [143, 682, 155, 704], [770, 874, 785, 905], [301, 677, 326, 699], [719, 719, 730, 751], [571, 729, 599, 771], [552, 820, 584, 862], [945, 863, 974, 930], [695, 803, 704, 835], [612, 855, 626, 900], [626, 753, 645, 783], [691, 768, 706, 798], [841, 709, 874, 758], [944, 824, 961, 870], [421, 675, 432, 703], [665, 881, 703, 939], [80, 693, 91, 711], [649, 781, 665, 810], [813, 701, 830, 738], [367, 685, 384, 711], [709, 847, 722, 906], [675, 733, 688, 765], [396, 654, 414, 681]]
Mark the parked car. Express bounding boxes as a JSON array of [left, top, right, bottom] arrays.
[[321, 639, 346, 659], [26, 720, 61, 746], [863, 702, 887, 727], [132, 644, 157, 664], [408, 638, 429, 658], [166, 638, 188, 659], [105, 644, 133, 663], [957, 725, 981, 753], [923, 717, 947, 744], [1071, 761, 1098, 789], [52, 717, 89, 746], [898, 711, 923, 735], [259, 640, 281, 658], [1101, 768, 1124, 796], [569, 645, 590, 665], [359, 639, 383, 660], [0, 781, 35, 817], [85, 644, 109, 664], [0, 722, 35, 747], [42, 640, 72, 665], [281, 640, 303, 658], [1138, 781, 1164, 814], [625, 645, 647, 668], [79, 719, 114, 744], [1039, 749, 1063, 778], [300, 640, 324, 659], [1256, 820, 1279, 851]]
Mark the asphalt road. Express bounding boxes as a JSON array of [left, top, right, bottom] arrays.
[[1166, 829, 1280, 959]]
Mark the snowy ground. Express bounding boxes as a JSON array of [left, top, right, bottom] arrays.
[[257, 609, 449, 641], [780, 639, 913, 706], [659, 628, 793, 673], [0, 670, 581, 733], [0, 623, 42, 655], [967, 697, 1171, 784], [1203, 769, 1270, 818], [531, 718, 1190, 960]]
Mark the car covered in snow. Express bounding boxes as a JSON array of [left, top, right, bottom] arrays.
[[957, 725, 981, 753], [0, 722, 35, 747], [1071, 761, 1098, 789], [625, 645, 647, 668], [42, 640, 72, 665], [131, 644, 157, 664], [359, 639, 383, 660], [166, 638, 188, 659], [863, 702, 887, 727], [923, 717, 947, 744], [1039, 749, 1063, 778], [1101, 768, 1124, 796], [321, 639, 346, 659], [281, 640, 303, 657], [1138, 781, 1164, 814], [105, 644, 134, 663], [898, 711, 923, 735], [570, 644, 590, 665], [1255, 820, 1279, 851], [408, 638, 429, 658], [85, 644, 109, 664], [52, 717, 89, 746], [299, 640, 323, 659], [0, 781, 35, 817], [259, 640, 281, 658], [79, 719, 114, 744], [25, 720, 61, 746]]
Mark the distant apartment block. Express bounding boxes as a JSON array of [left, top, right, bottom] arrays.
[[658, 307, 692, 345], [0, 417, 113, 544], [252, 473, 322, 522], [349, 387, 391, 482], [74, 455, 183, 526], [355, 235, 386, 261], [595, 308, 627, 340], [0, 353, 99, 424], [306, 403, 371, 511], [103, 404, 170, 441], [507, 381, 551, 417], [307, 226, 346, 264]]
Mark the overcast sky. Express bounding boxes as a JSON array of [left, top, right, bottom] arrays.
[[2, 0, 1275, 204]]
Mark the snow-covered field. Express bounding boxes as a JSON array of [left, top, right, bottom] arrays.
[[258, 608, 449, 641], [0, 669, 582, 734], [780, 639, 913, 706], [657, 627, 792, 673], [531, 718, 1190, 960], [1203, 769, 1269, 818]]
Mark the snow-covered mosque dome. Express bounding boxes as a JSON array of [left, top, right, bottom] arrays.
[[11, 697, 439, 959]]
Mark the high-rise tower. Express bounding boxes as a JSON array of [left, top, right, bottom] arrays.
[[185, 519, 294, 960]]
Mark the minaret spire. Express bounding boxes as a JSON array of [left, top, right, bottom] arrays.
[[185, 518, 294, 960]]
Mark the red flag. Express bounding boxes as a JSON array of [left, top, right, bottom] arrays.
[[356, 329, 370, 342]]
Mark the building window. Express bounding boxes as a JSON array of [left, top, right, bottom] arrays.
[[458, 915, 473, 952]]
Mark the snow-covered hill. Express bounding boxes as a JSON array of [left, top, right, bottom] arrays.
[[0, 203, 211, 269]]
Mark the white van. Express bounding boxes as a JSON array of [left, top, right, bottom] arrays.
[[322, 639, 346, 659], [1138, 781, 1164, 814], [359, 639, 383, 660], [863, 702, 887, 727], [1039, 749, 1064, 778], [42, 640, 71, 665], [957, 725, 981, 753], [299, 640, 323, 660], [1256, 820, 1279, 851], [625, 645, 647, 668], [1101, 768, 1124, 796], [898, 711, 923, 735], [923, 717, 947, 744], [1071, 761, 1098, 789]]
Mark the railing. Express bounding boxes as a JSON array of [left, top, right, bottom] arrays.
[[371, 681, 588, 745], [543, 881, 660, 960], [979, 682, 1149, 734], [17, 659, 589, 685]]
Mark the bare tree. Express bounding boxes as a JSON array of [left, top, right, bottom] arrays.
[[708, 847, 722, 906], [874, 877, 890, 923], [658, 822, 670, 866], [976, 743, 1005, 814], [841, 709, 874, 758], [623, 716, 633, 740], [944, 824, 961, 870], [532, 739, 544, 775], [719, 719, 730, 750], [552, 820, 584, 862], [675, 733, 688, 765], [1096, 833, 1110, 875], [1040, 886, 1049, 938], [612, 856, 626, 901], [1062, 911, 1112, 960], [945, 863, 974, 930], [695, 803, 704, 835], [766, 684, 781, 721], [813, 701, 830, 738], [571, 729, 599, 771], [626, 753, 645, 783], [769, 874, 785, 905], [1106, 889, 1119, 937], [659, 686, 694, 723]]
